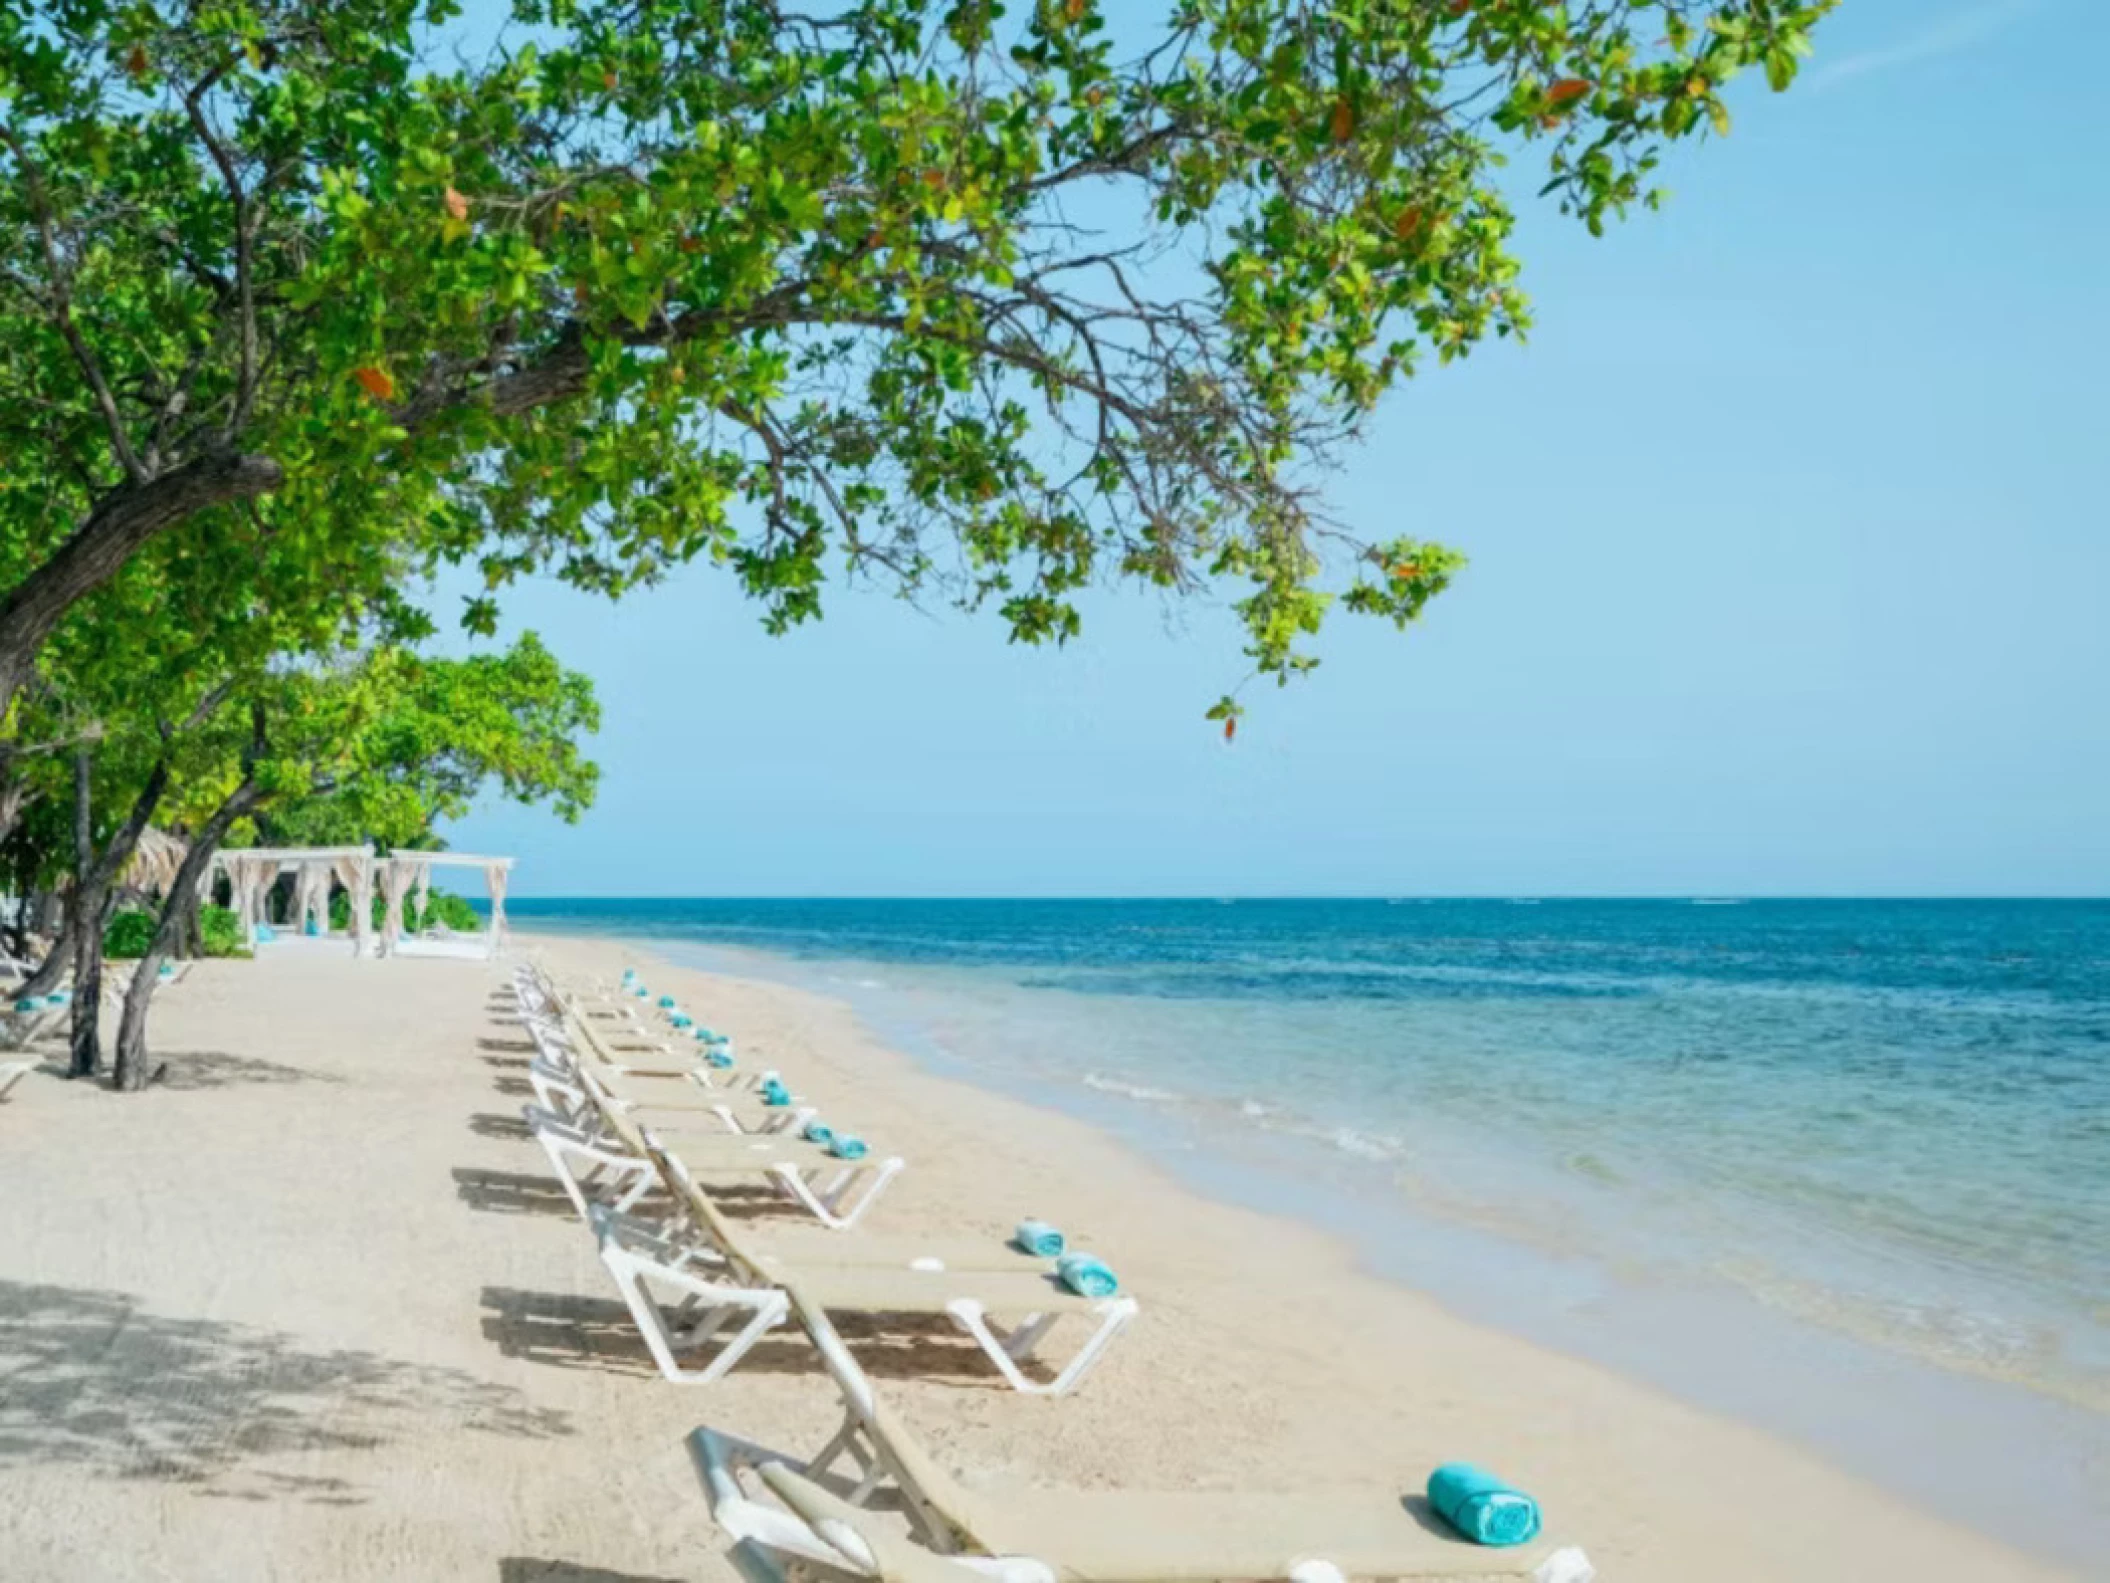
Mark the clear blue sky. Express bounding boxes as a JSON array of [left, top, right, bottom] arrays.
[[441, 0, 2110, 898]]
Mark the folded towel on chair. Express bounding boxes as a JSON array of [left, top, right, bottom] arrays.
[[826, 1133, 868, 1160], [705, 1049, 735, 1070], [761, 1078, 792, 1107], [1014, 1219, 1066, 1257], [1056, 1252, 1119, 1298], [803, 1119, 834, 1146], [670, 1014, 693, 1029], [658, 994, 677, 1008], [1426, 1463, 1541, 1547]]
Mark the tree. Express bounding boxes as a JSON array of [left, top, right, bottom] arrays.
[[0, 0, 1832, 729], [255, 633, 599, 850], [107, 633, 598, 1088]]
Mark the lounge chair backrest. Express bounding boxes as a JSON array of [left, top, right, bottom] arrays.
[[781, 1285, 992, 1552], [581, 1069, 648, 1153], [639, 1132, 770, 1275]]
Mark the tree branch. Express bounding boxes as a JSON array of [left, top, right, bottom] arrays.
[[1, 125, 148, 483]]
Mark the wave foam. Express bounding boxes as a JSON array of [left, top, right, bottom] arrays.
[[1081, 1072, 1180, 1103]]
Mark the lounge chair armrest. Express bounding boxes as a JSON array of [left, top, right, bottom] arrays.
[[689, 1428, 859, 1567]]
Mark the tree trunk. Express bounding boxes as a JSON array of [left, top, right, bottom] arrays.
[[0, 452, 283, 719], [67, 749, 99, 1079], [177, 884, 203, 959], [113, 780, 260, 1090], [65, 750, 172, 1081], [18, 912, 74, 999]]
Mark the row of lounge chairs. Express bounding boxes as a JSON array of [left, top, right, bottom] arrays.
[[505, 963, 1595, 1583]]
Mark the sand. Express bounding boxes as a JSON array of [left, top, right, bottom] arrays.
[[0, 934, 2079, 1582]]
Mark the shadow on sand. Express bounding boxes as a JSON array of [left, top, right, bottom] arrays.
[[0, 1280, 570, 1502], [498, 1561, 688, 1583], [153, 1050, 340, 1091]]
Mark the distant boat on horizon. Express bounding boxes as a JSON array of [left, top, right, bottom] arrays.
[[1690, 898, 1747, 906]]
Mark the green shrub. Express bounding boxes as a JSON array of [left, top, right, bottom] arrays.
[[103, 910, 156, 959], [199, 905, 247, 958], [416, 889, 483, 932]]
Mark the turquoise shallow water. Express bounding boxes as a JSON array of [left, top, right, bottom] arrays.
[[514, 897, 2110, 1409]]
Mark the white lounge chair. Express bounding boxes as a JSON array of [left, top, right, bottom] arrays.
[[0, 1060, 33, 1103], [584, 1148, 1136, 1396], [690, 1312, 1593, 1583], [528, 1100, 904, 1233]]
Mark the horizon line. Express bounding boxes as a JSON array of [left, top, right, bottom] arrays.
[[495, 893, 2109, 904]]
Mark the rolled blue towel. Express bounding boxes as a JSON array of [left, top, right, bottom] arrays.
[[1426, 1464, 1541, 1547], [622, 969, 638, 983], [1056, 1252, 1119, 1298], [254, 923, 275, 942], [632, 984, 649, 998], [826, 1133, 868, 1161], [158, 962, 176, 977], [12, 997, 37, 1014], [670, 1014, 693, 1029], [1014, 1219, 1066, 1258], [49, 989, 70, 1005], [658, 994, 677, 1008], [804, 1119, 835, 1146], [705, 1049, 735, 1070], [761, 1079, 791, 1107]]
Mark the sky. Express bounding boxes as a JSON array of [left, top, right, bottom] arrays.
[[441, 0, 2110, 898]]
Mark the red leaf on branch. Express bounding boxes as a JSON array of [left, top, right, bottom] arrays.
[[443, 186, 470, 221], [352, 366, 396, 402], [1547, 78, 1591, 109], [1223, 717, 1237, 743]]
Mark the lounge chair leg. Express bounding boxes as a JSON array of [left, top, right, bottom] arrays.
[[944, 1297, 1138, 1396], [770, 1157, 903, 1231], [997, 1312, 1058, 1361], [599, 1245, 789, 1385]]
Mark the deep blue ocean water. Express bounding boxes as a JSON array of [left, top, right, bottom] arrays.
[[511, 897, 2110, 1411]]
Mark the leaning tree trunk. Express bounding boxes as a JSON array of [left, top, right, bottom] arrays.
[[66, 749, 172, 1080], [18, 911, 74, 1000], [0, 454, 285, 722], [113, 779, 260, 1091]]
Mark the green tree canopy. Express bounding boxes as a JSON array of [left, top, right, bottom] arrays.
[[0, 0, 1829, 724], [252, 632, 600, 849]]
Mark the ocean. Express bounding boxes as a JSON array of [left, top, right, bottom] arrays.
[[511, 896, 2109, 1546]]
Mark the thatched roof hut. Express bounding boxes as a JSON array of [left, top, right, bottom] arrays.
[[121, 827, 189, 897]]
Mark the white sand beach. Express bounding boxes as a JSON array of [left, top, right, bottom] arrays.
[[0, 936, 2079, 1581]]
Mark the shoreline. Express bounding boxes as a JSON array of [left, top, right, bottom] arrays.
[[0, 932, 2086, 1580], [580, 925, 2107, 1577]]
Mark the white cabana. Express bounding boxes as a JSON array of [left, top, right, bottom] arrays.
[[209, 846, 515, 959], [379, 852, 514, 959], [210, 846, 379, 957]]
